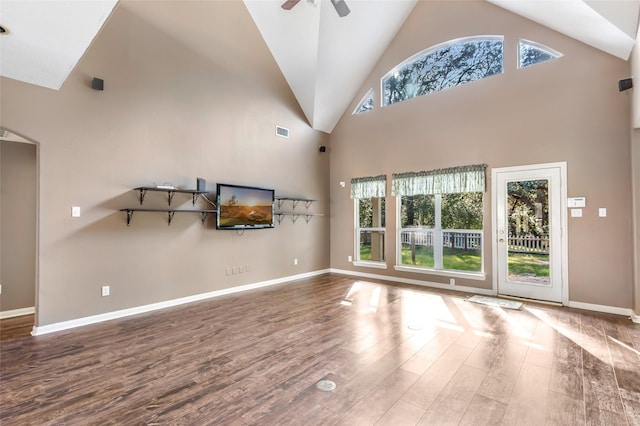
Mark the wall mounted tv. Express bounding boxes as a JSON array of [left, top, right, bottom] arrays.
[[216, 183, 275, 230]]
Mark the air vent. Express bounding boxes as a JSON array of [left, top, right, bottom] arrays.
[[275, 125, 290, 138]]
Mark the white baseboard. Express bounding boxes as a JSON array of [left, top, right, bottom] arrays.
[[0, 306, 35, 319], [329, 268, 495, 296], [567, 301, 636, 320], [631, 311, 640, 324], [31, 269, 330, 336]]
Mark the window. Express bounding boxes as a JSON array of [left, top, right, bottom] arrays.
[[351, 175, 386, 266], [382, 36, 504, 107], [353, 89, 374, 115], [393, 165, 486, 275], [518, 39, 562, 68]]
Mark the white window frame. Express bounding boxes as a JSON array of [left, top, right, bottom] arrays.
[[354, 197, 387, 269], [517, 39, 563, 69], [381, 35, 504, 107], [394, 193, 485, 280]]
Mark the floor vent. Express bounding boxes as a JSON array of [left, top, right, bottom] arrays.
[[275, 125, 290, 138], [316, 379, 336, 392]]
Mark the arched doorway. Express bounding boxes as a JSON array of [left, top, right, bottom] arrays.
[[0, 129, 38, 338]]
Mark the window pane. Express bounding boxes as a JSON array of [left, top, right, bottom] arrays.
[[442, 232, 483, 272], [507, 179, 550, 283], [518, 40, 562, 68], [400, 194, 434, 228], [359, 197, 385, 227], [441, 193, 483, 230], [360, 230, 385, 262], [400, 229, 434, 267], [354, 94, 374, 115], [383, 37, 504, 106]]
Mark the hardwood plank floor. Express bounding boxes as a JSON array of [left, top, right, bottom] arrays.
[[1, 273, 639, 425]]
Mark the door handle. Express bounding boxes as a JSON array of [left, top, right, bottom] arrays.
[[499, 239, 505, 243]]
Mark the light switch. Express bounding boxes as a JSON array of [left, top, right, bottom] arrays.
[[571, 208, 583, 217], [599, 208, 607, 217], [71, 206, 81, 217]]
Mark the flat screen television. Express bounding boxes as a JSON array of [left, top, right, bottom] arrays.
[[216, 183, 275, 230]]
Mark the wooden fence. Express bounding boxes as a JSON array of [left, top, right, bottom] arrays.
[[400, 230, 482, 250], [508, 234, 549, 254], [391, 230, 548, 254]]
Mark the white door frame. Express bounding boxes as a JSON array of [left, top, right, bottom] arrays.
[[491, 162, 569, 305]]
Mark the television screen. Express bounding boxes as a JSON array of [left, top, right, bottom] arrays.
[[216, 183, 275, 230]]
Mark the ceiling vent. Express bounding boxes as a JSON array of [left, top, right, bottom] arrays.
[[275, 125, 290, 138]]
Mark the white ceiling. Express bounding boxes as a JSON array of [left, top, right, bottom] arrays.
[[1, 0, 639, 133], [0, 0, 118, 91]]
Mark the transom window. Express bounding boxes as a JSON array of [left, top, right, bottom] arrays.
[[382, 36, 504, 107], [518, 39, 563, 68], [353, 89, 374, 115]]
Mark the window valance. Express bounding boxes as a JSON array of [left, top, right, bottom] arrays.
[[350, 175, 386, 199], [391, 164, 486, 196]]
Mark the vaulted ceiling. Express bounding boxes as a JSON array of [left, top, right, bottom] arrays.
[[1, 0, 638, 134]]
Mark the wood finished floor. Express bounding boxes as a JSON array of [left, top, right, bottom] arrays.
[[1, 273, 639, 425]]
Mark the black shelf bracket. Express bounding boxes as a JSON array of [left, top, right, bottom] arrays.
[[167, 191, 176, 206], [138, 189, 147, 205], [125, 209, 134, 226]]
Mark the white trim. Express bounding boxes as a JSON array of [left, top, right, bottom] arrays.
[[330, 268, 494, 296], [381, 35, 505, 107], [393, 265, 485, 281], [567, 301, 636, 319], [334, 268, 636, 321], [31, 269, 330, 336], [0, 306, 35, 319], [353, 261, 387, 269], [518, 39, 564, 69], [491, 162, 569, 305]]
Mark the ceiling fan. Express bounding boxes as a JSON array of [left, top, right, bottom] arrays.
[[281, 0, 350, 17]]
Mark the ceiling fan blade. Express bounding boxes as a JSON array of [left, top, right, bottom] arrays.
[[330, 0, 350, 17], [281, 0, 301, 10]]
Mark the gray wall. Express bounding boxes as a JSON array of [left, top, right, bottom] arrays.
[[0, 1, 330, 326], [329, 1, 635, 309], [0, 141, 37, 312]]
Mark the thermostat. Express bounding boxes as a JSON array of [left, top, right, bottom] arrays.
[[567, 197, 586, 208]]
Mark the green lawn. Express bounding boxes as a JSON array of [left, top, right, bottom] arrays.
[[400, 245, 482, 272], [361, 244, 548, 277], [508, 252, 549, 277]]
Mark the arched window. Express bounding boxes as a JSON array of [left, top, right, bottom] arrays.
[[382, 36, 504, 107], [353, 89, 374, 115], [518, 39, 563, 68]]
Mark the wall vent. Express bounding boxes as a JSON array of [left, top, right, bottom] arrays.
[[275, 125, 290, 138]]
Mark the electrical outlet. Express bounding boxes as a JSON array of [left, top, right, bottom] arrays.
[[294, 258, 298, 266], [71, 206, 81, 217], [101, 285, 110, 297], [450, 278, 455, 286], [348, 255, 353, 262], [244, 265, 249, 272]]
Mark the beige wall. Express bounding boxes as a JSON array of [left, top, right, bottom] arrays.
[[1, 141, 37, 312], [329, 1, 635, 308], [0, 1, 330, 326]]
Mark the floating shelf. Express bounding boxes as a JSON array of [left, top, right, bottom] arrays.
[[134, 186, 211, 206], [119, 208, 217, 226], [275, 196, 315, 210], [275, 213, 324, 224]]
